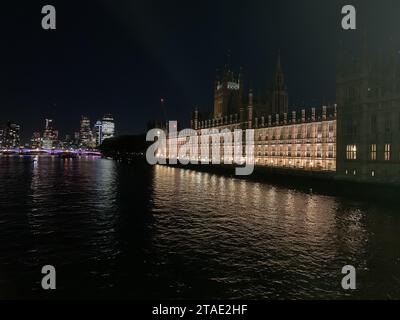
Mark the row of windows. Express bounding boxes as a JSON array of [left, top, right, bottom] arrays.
[[345, 169, 376, 177], [346, 145, 357, 160], [257, 152, 335, 158], [346, 144, 393, 161], [345, 169, 389, 178], [346, 113, 400, 137], [345, 85, 400, 102], [370, 114, 395, 133], [257, 126, 335, 141]]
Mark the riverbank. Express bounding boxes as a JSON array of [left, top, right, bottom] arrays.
[[99, 138, 400, 203]]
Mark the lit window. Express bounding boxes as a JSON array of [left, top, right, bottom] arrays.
[[384, 144, 391, 161], [328, 145, 334, 158], [317, 125, 322, 139], [317, 146, 322, 158], [346, 145, 357, 160], [328, 123, 334, 138], [370, 144, 377, 161], [307, 126, 312, 138], [371, 170, 375, 177]]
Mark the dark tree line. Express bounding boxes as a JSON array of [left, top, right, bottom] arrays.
[[99, 135, 149, 160]]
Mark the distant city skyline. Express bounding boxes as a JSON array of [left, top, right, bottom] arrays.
[[0, 114, 115, 149]]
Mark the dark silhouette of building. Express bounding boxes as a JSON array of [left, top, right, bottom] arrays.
[[268, 52, 289, 115], [337, 35, 400, 184]]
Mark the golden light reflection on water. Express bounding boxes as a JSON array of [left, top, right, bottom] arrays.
[[150, 165, 386, 299]]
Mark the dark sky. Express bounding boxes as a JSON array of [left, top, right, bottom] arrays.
[[0, 0, 398, 142]]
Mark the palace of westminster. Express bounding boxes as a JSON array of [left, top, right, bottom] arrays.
[[167, 43, 400, 185], [189, 54, 337, 172]]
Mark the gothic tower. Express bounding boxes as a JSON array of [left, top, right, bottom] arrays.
[[213, 52, 243, 119], [269, 52, 288, 115]]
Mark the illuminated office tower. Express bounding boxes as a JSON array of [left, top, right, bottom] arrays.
[[79, 116, 93, 148], [94, 120, 103, 146], [74, 132, 80, 145], [43, 119, 55, 139], [42, 119, 58, 149], [30, 132, 42, 149], [0, 122, 21, 149], [101, 114, 115, 143]]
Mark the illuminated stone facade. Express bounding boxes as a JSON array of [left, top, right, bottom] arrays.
[[191, 101, 336, 171], [166, 47, 400, 183], [189, 54, 337, 172]]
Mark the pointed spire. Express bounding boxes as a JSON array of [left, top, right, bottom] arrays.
[[273, 50, 285, 90], [270, 49, 288, 114]]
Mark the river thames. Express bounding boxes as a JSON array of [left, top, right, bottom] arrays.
[[0, 156, 399, 299]]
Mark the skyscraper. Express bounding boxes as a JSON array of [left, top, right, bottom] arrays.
[[79, 116, 93, 149], [101, 114, 115, 143], [30, 132, 42, 149], [94, 120, 103, 146], [0, 122, 21, 149], [42, 119, 58, 149]]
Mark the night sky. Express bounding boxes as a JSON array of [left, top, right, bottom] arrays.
[[0, 0, 398, 143]]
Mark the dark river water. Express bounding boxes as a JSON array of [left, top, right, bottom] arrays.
[[0, 156, 399, 299]]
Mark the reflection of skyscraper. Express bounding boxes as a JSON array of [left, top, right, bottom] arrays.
[[101, 114, 115, 143]]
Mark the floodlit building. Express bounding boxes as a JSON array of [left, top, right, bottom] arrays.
[[185, 54, 337, 171], [101, 114, 115, 143]]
